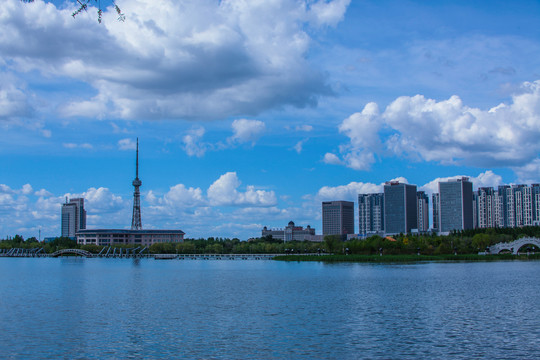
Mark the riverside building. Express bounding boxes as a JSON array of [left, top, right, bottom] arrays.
[[358, 193, 384, 236], [322, 201, 354, 236], [438, 177, 474, 234], [384, 181, 418, 235], [61, 198, 86, 239], [261, 221, 321, 242], [75, 139, 185, 246]]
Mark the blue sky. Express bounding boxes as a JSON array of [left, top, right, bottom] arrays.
[[1, 0, 540, 239]]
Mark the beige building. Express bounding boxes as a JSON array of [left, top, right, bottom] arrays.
[[77, 229, 184, 247]]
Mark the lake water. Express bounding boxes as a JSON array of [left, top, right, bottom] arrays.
[[1, 258, 539, 359]]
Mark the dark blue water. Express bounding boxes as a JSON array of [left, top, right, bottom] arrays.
[[1, 258, 539, 359]]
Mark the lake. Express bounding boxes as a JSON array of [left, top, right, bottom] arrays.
[[1, 258, 539, 359]]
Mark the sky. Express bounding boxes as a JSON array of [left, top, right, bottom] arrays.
[[1, 0, 540, 240]]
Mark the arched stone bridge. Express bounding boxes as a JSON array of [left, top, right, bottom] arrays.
[[488, 237, 540, 255], [50, 249, 95, 258]]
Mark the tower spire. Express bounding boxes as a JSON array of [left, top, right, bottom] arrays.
[[131, 138, 142, 230]]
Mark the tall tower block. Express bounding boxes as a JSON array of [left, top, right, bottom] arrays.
[[131, 138, 142, 230]]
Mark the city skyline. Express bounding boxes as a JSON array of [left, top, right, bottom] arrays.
[[1, 0, 540, 239]]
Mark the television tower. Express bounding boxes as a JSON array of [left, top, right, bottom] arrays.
[[131, 138, 142, 230]]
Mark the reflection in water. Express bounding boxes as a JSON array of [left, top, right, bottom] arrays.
[[0, 258, 539, 359]]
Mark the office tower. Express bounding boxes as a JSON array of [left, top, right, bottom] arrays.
[[384, 181, 417, 235], [432, 193, 440, 232], [438, 177, 473, 233], [131, 138, 142, 230], [61, 198, 86, 238], [322, 201, 354, 236], [358, 193, 384, 235], [417, 191, 429, 232]]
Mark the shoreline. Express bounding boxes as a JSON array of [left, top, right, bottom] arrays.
[[273, 253, 540, 263]]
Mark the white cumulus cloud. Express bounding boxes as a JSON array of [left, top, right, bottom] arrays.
[[419, 171, 504, 195], [325, 102, 381, 170], [330, 80, 540, 180], [228, 119, 266, 145], [207, 172, 276, 206]]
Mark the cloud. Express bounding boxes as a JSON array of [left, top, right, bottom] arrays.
[[293, 139, 307, 154], [147, 184, 205, 210], [21, 184, 33, 195], [308, 0, 351, 27], [325, 102, 381, 170], [63, 142, 93, 149], [0, 72, 33, 120], [35, 189, 53, 197], [512, 159, 540, 184], [182, 127, 208, 157], [82, 187, 125, 214], [2, 0, 349, 120], [118, 138, 136, 151], [382, 81, 540, 167], [330, 80, 540, 178], [228, 119, 266, 145], [207, 172, 276, 206], [295, 124, 313, 132], [419, 170, 504, 195], [317, 181, 384, 202], [322, 152, 342, 165]]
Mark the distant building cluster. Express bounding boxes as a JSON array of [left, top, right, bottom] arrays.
[[60, 141, 540, 243], [356, 178, 540, 237]]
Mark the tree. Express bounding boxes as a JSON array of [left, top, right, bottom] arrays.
[[21, 0, 124, 23]]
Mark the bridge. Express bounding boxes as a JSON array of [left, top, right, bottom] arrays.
[[0, 248, 46, 257], [487, 237, 540, 255], [50, 249, 95, 258]]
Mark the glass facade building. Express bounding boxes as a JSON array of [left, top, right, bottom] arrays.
[[439, 178, 473, 233], [383, 182, 417, 235]]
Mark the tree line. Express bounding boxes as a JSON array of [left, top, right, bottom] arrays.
[[1, 227, 540, 255]]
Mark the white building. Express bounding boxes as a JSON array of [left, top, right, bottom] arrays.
[[262, 221, 321, 242]]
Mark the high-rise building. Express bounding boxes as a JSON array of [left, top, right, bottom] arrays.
[[533, 184, 540, 226], [513, 184, 535, 227], [497, 185, 511, 228], [476, 187, 496, 229], [432, 193, 440, 232], [322, 201, 354, 236], [438, 177, 473, 233], [417, 191, 429, 232], [358, 193, 384, 235], [384, 181, 417, 235], [61, 198, 86, 238]]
